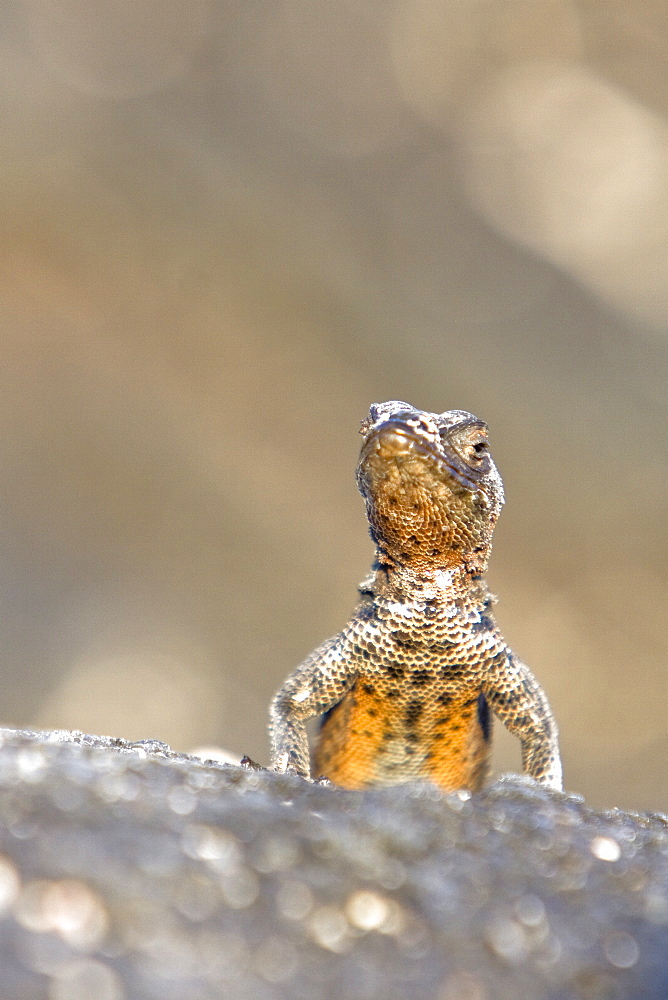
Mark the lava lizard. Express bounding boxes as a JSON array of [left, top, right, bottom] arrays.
[[269, 401, 562, 792]]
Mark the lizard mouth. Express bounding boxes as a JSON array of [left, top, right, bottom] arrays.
[[361, 419, 484, 491]]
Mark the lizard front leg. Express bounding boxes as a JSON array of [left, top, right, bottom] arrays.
[[269, 633, 359, 778], [483, 648, 563, 791]]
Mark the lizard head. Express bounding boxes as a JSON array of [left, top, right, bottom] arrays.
[[356, 401, 505, 573]]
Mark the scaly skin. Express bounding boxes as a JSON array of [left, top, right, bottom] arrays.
[[269, 401, 562, 792]]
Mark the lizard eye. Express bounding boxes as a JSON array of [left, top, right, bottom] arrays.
[[447, 425, 491, 472], [470, 439, 488, 461]]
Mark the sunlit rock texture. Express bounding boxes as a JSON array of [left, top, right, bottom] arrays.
[[0, 728, 666, 999]]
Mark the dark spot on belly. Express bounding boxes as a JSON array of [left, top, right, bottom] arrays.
[[477, 692, 491, 742], [441, 663, 467, 677], [410, 669, 432, 686], [361, 682, 376, 696], [384, 663, 405, 679], [404, 700, 423, 727], [437, 692, 453, 706]]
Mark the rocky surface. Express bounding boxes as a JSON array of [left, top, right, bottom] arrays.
[[0, 728, 666, 1000]]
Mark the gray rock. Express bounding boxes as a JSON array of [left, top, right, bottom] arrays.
[[0, 727, 666, 1000]]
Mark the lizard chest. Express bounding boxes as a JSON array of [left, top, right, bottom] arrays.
[[313, 636, 492, 791]]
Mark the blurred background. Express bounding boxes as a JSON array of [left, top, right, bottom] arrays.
[[0, 0, 666, 812]]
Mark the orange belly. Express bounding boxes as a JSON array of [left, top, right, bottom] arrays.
[[313, 684, 490, 792]]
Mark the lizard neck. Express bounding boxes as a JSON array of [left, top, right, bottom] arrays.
[[372, 559, 488, 606]]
